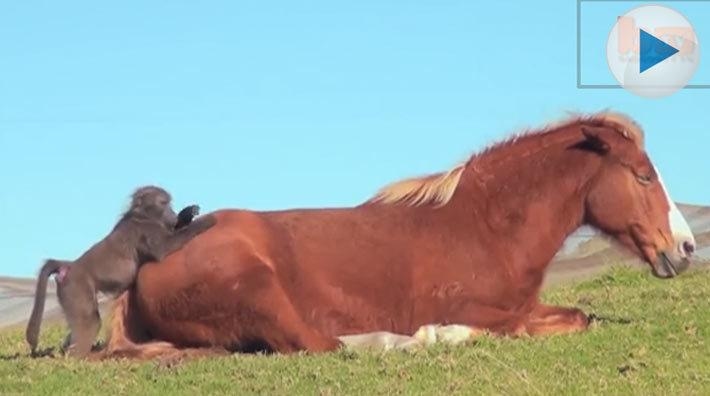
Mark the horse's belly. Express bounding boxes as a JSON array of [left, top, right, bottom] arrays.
[[291, 282, 407, 337]]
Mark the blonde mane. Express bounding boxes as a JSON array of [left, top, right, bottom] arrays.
[[595, 111, 645, 147], [367, 111, 644, 208], [367, 163, 466, 208]]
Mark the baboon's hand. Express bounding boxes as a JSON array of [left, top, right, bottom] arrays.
[[187, 205, 200, 217], [175, 205, 201, 231], [177, 205, 200, 220]]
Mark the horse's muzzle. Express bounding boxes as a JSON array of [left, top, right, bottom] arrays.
[[651, 251, 691, 279]]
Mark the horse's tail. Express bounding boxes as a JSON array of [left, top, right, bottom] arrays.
[[25, 259, 65, 354], [104, 292, 193, 360]]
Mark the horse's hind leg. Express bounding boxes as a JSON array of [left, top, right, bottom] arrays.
[[106, 291, 153, 349], [102, 291, 184, 360], [523, 303, 590, 336], [234, 266, 341, 354]]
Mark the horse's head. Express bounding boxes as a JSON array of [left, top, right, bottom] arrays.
[[580, 119, 696, 279]]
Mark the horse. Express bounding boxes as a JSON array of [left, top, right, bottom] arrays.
[[101, 111, 696, 358]]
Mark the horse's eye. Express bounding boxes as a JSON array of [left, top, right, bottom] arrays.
[[636, 174, 653, 185]]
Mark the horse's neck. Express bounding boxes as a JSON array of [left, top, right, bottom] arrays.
[[450, 147, 597, 273]]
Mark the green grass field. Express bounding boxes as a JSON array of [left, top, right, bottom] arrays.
[[0, 266, 708, 395]]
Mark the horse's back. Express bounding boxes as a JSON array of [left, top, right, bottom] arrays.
[[136, 208, 273, 293]]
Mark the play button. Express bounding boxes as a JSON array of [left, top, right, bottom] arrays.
[[639, 29, 679, 73], [606, 5, 700, 98]]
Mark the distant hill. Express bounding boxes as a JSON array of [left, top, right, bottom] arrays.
[[1, 203, 708, 329], [547, 203, 710, 284]]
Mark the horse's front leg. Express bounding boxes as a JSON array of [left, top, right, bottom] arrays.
[[523, 303, 590, 336]]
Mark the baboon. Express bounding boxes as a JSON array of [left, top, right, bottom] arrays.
[[25, 186, 216, 358]]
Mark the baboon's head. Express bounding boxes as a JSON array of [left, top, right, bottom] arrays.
[[128, 186, 178, 227]]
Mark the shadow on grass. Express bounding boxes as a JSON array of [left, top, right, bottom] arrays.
[[0, 346, 57, 361], [0, 352, 22, 361], [0, 349, 51, 360], [30, 347, 59, 358], [1, 342, 107, 361], [588, 313, 633, 325]]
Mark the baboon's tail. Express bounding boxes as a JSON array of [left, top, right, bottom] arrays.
[[25, 259, 65, 353]]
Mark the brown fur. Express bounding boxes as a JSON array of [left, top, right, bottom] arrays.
[[102, 112, 692, 358]]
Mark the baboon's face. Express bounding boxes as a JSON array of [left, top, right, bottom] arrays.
[[131, 186, 179, 228]]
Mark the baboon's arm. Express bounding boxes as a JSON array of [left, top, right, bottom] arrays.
[[138, 214, 217, 262]]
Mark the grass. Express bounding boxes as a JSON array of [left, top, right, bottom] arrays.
[[0, 266, 708, 395]]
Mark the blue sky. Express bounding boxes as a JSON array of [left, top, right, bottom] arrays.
[[1, 1, 709, 277]]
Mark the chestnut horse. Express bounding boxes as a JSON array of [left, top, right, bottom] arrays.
[[104, 112, 695, 358]]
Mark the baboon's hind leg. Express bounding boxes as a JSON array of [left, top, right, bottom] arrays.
[[66, 310, 101, 358], [57, 284, 101, 357]]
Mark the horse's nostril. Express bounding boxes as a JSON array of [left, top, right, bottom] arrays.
[[683, 241, 695, 256]]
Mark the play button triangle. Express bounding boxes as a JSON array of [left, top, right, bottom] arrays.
[[639, 28, 679, 73]]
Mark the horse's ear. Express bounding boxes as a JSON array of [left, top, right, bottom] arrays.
[[580, 127, 610, 155]]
